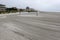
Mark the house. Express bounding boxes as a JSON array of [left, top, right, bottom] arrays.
[[0, 4, 6, 13]]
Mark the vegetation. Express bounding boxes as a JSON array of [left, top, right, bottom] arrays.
[[0, 6, 37, 14], [6, 7, 18, 13]]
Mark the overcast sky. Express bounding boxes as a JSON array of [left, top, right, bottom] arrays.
[[0, 0, 60, 12]]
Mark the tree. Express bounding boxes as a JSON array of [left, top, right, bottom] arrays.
[[26, 6, 30, 9]]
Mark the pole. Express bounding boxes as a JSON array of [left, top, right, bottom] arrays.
[[36, 11, 38, 16]]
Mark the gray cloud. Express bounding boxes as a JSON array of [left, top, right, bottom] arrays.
[[0, 0, 60, 11]]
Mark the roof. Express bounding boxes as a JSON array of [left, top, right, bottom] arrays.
[[0, 4, 5, 6]]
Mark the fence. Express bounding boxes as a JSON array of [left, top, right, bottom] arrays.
[[19, 12, 39, 16]]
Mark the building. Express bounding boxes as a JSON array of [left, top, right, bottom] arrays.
[[0, 4, 6, 13]]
